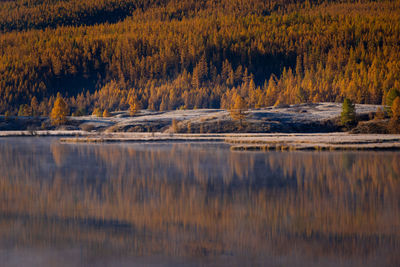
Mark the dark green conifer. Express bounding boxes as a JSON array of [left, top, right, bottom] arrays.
[[341, 98, 356, 127]]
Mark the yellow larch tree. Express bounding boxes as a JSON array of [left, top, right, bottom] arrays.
[[129, 95, 140, 116], [50, 93, 69, 126], [230, 94, 248, 126]]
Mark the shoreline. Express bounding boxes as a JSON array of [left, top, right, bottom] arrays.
[[0, 130, 93, 137], [2, 131, 400, 151], [20, 131, 400, 151]]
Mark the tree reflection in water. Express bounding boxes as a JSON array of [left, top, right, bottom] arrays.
[[0, 138, 399, 266]]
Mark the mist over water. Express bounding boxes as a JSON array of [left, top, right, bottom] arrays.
[[0, 138, 399, 266]]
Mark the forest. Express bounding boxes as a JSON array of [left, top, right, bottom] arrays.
[[0, 0, 399, 116]]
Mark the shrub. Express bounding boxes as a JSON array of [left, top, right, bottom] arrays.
[[374, 107, 386, 120]]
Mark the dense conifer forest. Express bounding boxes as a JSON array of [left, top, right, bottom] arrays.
[[0, 0, 399, 115]]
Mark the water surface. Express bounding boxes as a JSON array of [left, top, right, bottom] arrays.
[[0, 138, 399, 266]]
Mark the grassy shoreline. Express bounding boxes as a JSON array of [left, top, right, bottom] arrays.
[[57, 132, 400, 151], [1, 130, 400, 151]]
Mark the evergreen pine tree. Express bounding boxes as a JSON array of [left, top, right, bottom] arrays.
[[341, 98, 356, 127], [386, 88, 400, 115]]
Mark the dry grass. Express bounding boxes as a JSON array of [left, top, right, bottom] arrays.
[[231, 143, 400, 151], [60, 132, 400, 151]]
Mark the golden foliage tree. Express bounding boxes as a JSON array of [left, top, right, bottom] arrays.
[[50, 93, 69, 126], [391, 97, 400, 120], [30, 96, 39, 117], [230, 94, 248, 126], [92, 108, 102, 117], [129, 96, 140, 116], [389, 97, 400, 133], [103, 109, 111, 117]]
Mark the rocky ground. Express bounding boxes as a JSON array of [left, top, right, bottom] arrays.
[[0, 102, 382, 134]]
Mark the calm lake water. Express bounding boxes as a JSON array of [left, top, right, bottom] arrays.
[[0, 137, 399, 266]]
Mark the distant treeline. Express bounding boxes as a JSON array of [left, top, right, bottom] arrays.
[[0, 0, 399, 115]]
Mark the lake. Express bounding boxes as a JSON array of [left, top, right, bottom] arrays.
[[0, 137, 399, 266]]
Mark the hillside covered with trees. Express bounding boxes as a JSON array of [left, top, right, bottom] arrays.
[[0, 0, 399, 116]]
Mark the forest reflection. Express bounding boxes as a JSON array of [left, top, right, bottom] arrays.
[[0, 138, 399, 266]]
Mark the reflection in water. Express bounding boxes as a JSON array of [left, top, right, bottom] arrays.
[[0, 138, 399, 266]]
